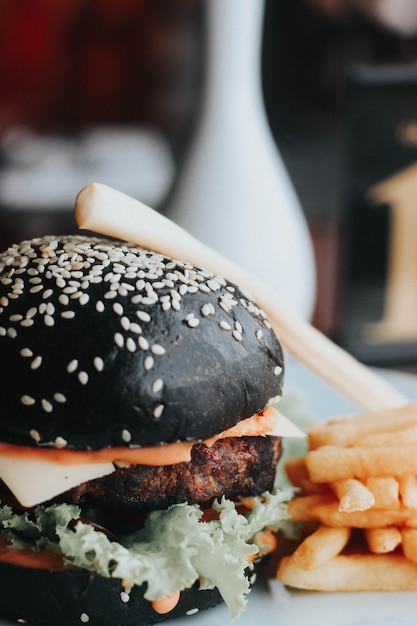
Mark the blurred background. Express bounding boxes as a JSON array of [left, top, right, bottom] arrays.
[[1, 0, 417, 369]]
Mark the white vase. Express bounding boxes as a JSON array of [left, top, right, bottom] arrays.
[[167, 0, 316, 319]]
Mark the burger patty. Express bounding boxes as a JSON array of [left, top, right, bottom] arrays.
[[61, 435, 282, 511]]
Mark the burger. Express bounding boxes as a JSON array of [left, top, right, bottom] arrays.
[[0, 233, 298, 625]]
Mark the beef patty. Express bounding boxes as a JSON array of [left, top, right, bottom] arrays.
[[60, 435, 282, 511]]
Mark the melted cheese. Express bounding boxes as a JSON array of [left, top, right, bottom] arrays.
[[0, 407, 304, 507]]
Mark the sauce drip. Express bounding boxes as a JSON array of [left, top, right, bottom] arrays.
[[151, 591, 181, 614], [0, 407, 279, 467]]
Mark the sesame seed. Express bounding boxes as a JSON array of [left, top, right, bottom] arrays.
[[219, 300, 231, 313], [152, 378, 164, 393], [79, 293, 89, 306], [256, 329, 263, 340], [120, 316, 130, 331], [0, 327, 6, 336], [29, 285, 43, 294], [9, 313, 23, 322], [201, 303, 212, 316], [30, 429, 41, 442], [31, 355, 42, 370], [55, 436, 68, 449], [7, 327, 17, 338], [153, 404, 164, 419], [61, 310, 75, 319], [114, 332, 124, 348], [94, 357, 104, 372], [44, 314, 55, 327], [120, 591, 130, 603], [186, 609, 199, 616], [232, 330, 242, 342], [273, 365, 282, 376], [113, 302, 124, 316], [207, 278, 221, 291], [138, 336, 149, 350], [144, 355, 154, 370], [121, 429, 132, 443], [78, 371, 89, 385], [41, 399, 53, 413], [129, 322, 141, 334], [151, 344, 165, 356], [126, 337, 136, 352], [54, 393, 67, 403], [21, 395, 35, 406], [42, 288, 53, 299], [219, 320, 231, 331], [96, 300, 105, 313], [142, 296, 157, 306], [20, 348, 33, 358], [187, 316, 199, 328], [67, 359, 78, 373], [59, 294, 69, 306]]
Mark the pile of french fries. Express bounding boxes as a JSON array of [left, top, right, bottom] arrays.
[[277, 401, 417, 591]]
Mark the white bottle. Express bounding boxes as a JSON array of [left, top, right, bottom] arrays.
[[167, 0, 316, 319]]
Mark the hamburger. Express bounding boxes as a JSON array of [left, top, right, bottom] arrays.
[[0, 233, 297, 625]]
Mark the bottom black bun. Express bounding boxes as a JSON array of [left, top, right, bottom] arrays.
[[0, 558, 265, 626]]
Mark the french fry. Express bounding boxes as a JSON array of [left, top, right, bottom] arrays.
[[365, 527, 402, 554], [401, 528, 417, 563], [308, 501, 417, 528], [289, 525, 351, 570], [277, 553, 417, 591], [286, 494, 336, 522], [285, 457, 309, 486], [330, 479, 375, 512], [365, 477, 400, 510], [399, 475, 417, 509], [308, 402, 417, 449], [285, 457, 330, 495], [354, 424, 417, 448], [278, 403, 417, 594], [306, 445, 417, 483]]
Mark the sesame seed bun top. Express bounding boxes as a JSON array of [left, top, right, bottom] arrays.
[[0, 234, 284, 449]]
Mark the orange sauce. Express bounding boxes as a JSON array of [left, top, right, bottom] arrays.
[[0, 537, 68, 571], [0, 407, 278, 467], [246, 529, 278, 563], [151, 591, 181, 614]]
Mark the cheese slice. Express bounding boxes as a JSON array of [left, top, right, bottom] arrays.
[[0, 456, 115, 508]]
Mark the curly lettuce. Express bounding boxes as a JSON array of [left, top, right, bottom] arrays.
[[0, 489, 290, 620]]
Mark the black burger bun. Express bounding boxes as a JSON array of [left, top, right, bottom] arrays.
[[0, 559, 222, 626], [0, 234, 284, 450], [0, 554, 267, 626]]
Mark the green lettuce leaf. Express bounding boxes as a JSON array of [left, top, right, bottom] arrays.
[[0, 490, 290, 620]]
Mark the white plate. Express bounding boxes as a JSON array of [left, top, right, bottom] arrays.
[[173, 361, 417, 626], [1, 362, 417, 626]]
